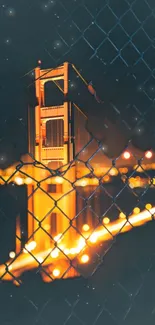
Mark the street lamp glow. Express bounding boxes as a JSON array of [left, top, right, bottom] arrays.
[[123, 151, 131, 159], [82, 224, 90, 231], [9, 251, 15, 259], [81, 254, 89, 263], [53, 268, 60, 277], [145, 150, 153, 159]]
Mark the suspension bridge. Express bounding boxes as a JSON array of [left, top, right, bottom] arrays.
[[0, 62, 154, 284]]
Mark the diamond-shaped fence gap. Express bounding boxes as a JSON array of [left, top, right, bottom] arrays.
[[121, 42, 141, 66], [74, 160, 93, 180], [132, 0, 151, 22], [109, 0, 130, 18], [110, 75, 138, 117], [19, 164, 55, 186], [71, 5, 93, 31], [68, 68, 101, 118], [132, 28, 151, 53], [143, 15, 155, 40], [93, 309, 118, 325], [114, 182, 140, 218], [89, 186, 114, 219], [72, 198, 99, 236], [56, 180, 76, 221], [105, 283, 131, 322], [73, 286, 104, 324], [115, 144, 143, 169], [81, 55, 108, 84], [27, 185, 55, 226], [133, 58, 151, 83], [134, 86, 152, 114], [135, 185, 155, 211], [87, 121, 127, 159], [20, 228, 62, 272], [97, 38, 118, 65], [57, 20, 81, 47], [135, 118, 154, 142], [75, 138, 99, 163], [120, 9, 141, 36], [84, 23, 106, 50], [34, 293, 73, 325], [120, 104, 140, 131], [88, 238, 138, 298], [44, 37, 69, 63], [105, 60, 129, 94], [74, 122, 91, 157], [132, 123, 154, 151], [39, 256, 72, 283], [109, 24, 129, 50], [88, 149, 112, 177], [0, 282, 38, 323], [96, 5, 118, 33], [72, 245, 103, 279], [118, 265, 143, 297]]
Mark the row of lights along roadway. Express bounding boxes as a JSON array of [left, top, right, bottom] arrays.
[[123, 150, 153, 160], [8, 203, 152, 278]]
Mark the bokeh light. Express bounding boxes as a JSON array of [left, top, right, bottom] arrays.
[[123, 151, 131, 159]]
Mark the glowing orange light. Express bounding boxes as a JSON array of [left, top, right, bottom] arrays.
[[25, 177, 33, 185], [80, 180, 88, 187], [123, 151, 131, 159], [14, 177, 24, 185], [119, 212, 126, 219], [53, 268, 60, 277], [54, 233, 62, 243], [81, 254, 89, 263], [133, 207, 140, 214], [50, 248, 59, 258], [9, 251, 15, 259], [145, 203, 152, 210], [37, 257, 43, 264], [82, 224, 90, 231], [44, 224, 51, 231], [103, 217, 110, 225], [89, 233, 97, 243], [55, 176, 63, 184], [104, 175, 110, 182], [145, 151, 153, 159], [109, 168, 118, 176]]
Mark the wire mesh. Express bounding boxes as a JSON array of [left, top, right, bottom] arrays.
[[1, 0, 155, 324]]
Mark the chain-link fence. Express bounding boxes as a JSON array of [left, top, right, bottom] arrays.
[[1, 0, 155, 324]]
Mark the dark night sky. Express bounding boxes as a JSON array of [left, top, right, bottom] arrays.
[[1, 1, 155, 324], [0, 0, 155, 164]]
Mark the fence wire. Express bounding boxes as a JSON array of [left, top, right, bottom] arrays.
[[1, 0, 155, 324]]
